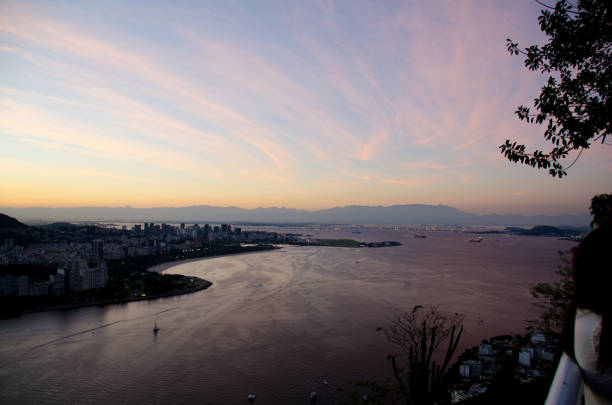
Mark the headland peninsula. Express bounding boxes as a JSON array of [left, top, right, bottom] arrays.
[[0, 215, 401, 316]]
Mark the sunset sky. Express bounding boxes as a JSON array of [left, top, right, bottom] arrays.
[[1, 0, 610, 215]]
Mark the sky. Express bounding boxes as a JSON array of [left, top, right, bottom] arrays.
[[0, 0, 610, 215]]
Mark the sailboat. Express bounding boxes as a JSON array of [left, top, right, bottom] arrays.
[[153, 322, 160, 333]]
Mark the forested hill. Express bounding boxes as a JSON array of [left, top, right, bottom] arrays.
[[0, 213, 27, 228], [504, 225, 581, 236]]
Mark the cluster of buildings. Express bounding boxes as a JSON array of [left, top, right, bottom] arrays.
[[107, 222, 295, 259], [0, 222, 299, 297], [450, 332, 558, 403], [0, 237, 108, 296]]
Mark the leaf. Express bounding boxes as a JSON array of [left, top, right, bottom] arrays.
[[501, 0, 610, 177]]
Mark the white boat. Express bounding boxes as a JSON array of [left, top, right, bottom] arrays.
[[153, 322, 160, 333]]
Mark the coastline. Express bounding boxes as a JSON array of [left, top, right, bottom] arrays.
[[147, 246, 282, 273], [3, 245, 279, 317], [19, 281, 212, 315]]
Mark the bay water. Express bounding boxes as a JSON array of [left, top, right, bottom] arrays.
[[0, 229, 573, 404]]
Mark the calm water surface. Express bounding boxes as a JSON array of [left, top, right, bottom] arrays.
[[0, 229, 574, 404]]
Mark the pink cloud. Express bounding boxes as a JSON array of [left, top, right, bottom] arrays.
[[413, 135, 440, 145], [402, 161, 448, 171], [454, 171, 472, 184], [358, 132, 388, 161], [381, 177, 437, 187], [1, 11, 297, 172], [339, 169, 373, 181]]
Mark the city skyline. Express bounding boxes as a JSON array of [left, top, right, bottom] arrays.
[[1, 1, 610, 215]]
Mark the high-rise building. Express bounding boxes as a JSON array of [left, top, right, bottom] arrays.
[[3, 238, 14, 250], [180, 223, 185, 230], [81, 267, 97, 290], [95, 261, 108, 288], [68, 259, 85, 292], [92, 239, 104, 260]]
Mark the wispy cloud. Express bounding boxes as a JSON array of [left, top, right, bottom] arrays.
[[339, 169, 373, 181], [0, 1, 606, 213], [358, 133, 388, 161], [381, 177, 437, 187], [1, 11, 296, 171]]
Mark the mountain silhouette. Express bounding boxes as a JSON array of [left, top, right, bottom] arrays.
[[0, 204, 590, 227], [0, 213, 28, 228]]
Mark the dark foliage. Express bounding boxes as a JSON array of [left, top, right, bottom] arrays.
[[530, 194, 612, 332], [337, 307, 464, 405], [590, 193, 612, 228], [505, 225, 581, 236], [501, 0, 611, 177], [531, 250, 574, 332], [0, 264, 55, 280]]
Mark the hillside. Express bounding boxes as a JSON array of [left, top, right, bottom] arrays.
[[504, 225, 581, 236], [0, 213, 27, 229]]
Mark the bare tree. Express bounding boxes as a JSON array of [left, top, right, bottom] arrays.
[[383, 306, 463, 405]]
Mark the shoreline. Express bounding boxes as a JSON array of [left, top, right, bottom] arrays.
[[19, 282, 212, 315], [146, 245, 283, 273], [3, 245, 280, 317]]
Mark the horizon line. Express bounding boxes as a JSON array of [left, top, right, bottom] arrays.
[[1, 203, 590, 218]]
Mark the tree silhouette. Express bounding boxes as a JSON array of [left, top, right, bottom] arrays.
[[383, 306, 463, 405], [531, 250, 574, 332], [590, 193, 612, 228], [501, 0, 611, 177], [530, 194, 611, 332]]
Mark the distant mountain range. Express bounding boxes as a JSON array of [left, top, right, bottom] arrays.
[[0, 204, 591, 228]]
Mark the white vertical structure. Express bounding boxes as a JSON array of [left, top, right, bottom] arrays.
[[545, 353, 583, 405]]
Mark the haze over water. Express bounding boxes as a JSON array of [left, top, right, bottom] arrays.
[[0, 228, 573, 404]]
